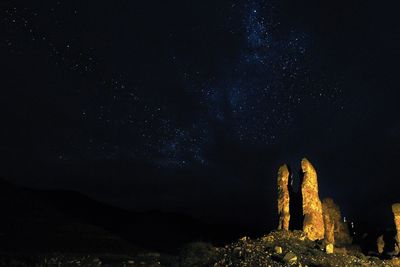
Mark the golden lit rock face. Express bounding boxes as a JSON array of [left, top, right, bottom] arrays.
[[322, 198, 352, 247], [301, 158, 325, 241], [277, 164, 290, 231], [325, 243, 334, 254], [392, 203, 400, 245]]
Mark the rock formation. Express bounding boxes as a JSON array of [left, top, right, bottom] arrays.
[[322, 198, 352, 247], [277, 164, 290, 231], [377, 235, 385, 255], [325, 243, 334, 254], [322, 199, 335, 247], [301, 158, 325, 241], [392, 203, 400, 251]]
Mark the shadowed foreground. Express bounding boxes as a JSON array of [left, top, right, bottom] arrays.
[[2, 231, 400, 266]]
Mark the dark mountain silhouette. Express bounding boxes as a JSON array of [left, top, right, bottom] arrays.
[[0, 177, 247, 254], [0, 177, 136, 253]]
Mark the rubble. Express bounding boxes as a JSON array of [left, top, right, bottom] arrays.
[[212, 230, 394, 267]]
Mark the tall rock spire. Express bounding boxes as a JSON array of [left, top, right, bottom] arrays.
[[277, 164, 290, 231], [322, 199, 335, 247], [301, 158, 325, 241], [322, 198, 352, 247], [392, 203, 400, 254]]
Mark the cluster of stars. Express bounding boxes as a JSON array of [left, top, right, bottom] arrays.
[[178, 0, 343, 147], [1, 0, 344, 168]]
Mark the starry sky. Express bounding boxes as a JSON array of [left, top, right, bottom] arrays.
[[1, 0, 399, 230]]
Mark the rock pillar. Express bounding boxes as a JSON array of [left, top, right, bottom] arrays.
[[392, 203, 400, 249], [322, 198, 352, 247], [301, 158, 325, 241], [322, 199, 335, 247], [277, 164, 290, 231]]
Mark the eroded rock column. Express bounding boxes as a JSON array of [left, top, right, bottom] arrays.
[[322, 198, 352, 247], [301, 158, 325, 241], [377, 235, 385, 255], [277, 164, 290, 231], [392, 203, 400, 249], [322, 199, 335, 249]]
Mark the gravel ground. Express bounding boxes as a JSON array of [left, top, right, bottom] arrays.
[[2, 231, 400, 266]]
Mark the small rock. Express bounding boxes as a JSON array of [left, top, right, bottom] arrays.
[[283, 252, 297, 263], [326, 243, 334, 254], [262, 235, 275, 242], [274, 246, 283, 254], [240, 236, 249, 242], [391, 258, 400, 266], [233, 247, 242, 257]]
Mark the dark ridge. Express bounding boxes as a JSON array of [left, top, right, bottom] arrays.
[[0, 177, 252, 254]]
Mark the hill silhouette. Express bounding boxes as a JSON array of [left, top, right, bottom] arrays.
[[0, 177, 248, 254]]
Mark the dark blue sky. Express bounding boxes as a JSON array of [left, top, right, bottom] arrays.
[[0, 0, 399, 229]]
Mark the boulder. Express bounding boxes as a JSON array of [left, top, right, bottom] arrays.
[[326, 243, 334, 254], [274, 246, 283, 254], [283, 252, 297, 264]]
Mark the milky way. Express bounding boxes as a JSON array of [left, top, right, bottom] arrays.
[[1, 0, 343, 168], [2, 0, 400, 228], [159, 0, 343, 167]]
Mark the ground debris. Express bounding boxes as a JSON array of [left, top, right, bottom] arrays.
[[212, 230, 400, 267], [1, 230, 400, 266]]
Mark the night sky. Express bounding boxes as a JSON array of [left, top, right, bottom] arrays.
[[1, 0, 399, 230]]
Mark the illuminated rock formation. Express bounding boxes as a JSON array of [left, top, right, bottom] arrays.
[[377, 235, 385, 255], [322, 199, 335, 248], [392, 203, 400, 249], [325, 243, 334, 254], [301, 158, 325, 241], [277, 164, 290, 231], [322, 198, 352, 247]]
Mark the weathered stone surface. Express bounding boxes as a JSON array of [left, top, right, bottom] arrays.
[[322, 205, 335, 244], [326, 243, 334, 254], [392, 203, 400, 250], [274, 246, 283, 254], [283, 252, 297, 263], [277, 164, 290, 231], [301, 158, 325, 241], [377, 235, 385, 254], [322, 198, 352, 247]]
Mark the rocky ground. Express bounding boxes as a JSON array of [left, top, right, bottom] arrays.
[[210, 230, 400, 267], [2, 230, 400, 266]]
